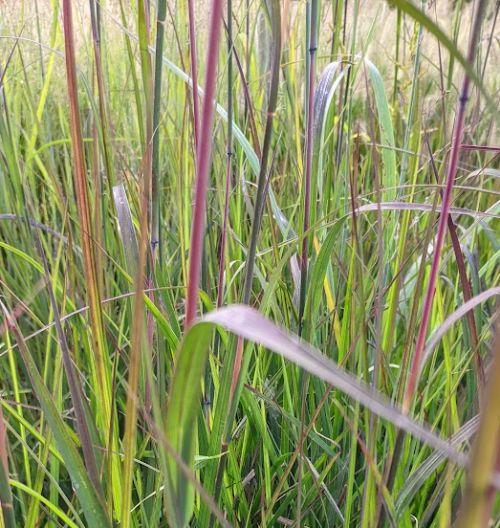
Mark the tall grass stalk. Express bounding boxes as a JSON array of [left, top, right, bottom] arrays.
[[120, 161, 150, 528], [137, 0, 154, 250], [216, 0, 234, 309], [403, 0, 488, 412], [185, 0, 224, 327], [197, 5, 283, 523], [152, 0, 167, 252], [426, 137, 483, 387], [297, 0, 319, 522], [61, 1, 120, 511], [240, 0, 282, 308], [298, 0, 319, 334]]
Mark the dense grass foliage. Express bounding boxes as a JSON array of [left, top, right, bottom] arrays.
[[0, 0, 499, 526]]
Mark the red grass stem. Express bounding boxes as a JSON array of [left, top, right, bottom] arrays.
[[403, 0, 487, 413], [185, 0, 224, 327], [216, 0, 234, 309]]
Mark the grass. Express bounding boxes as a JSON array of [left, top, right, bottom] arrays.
[[0, 0, 499, 527]]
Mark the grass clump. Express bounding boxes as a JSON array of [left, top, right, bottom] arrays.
[[0, 0, 498, 527]]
